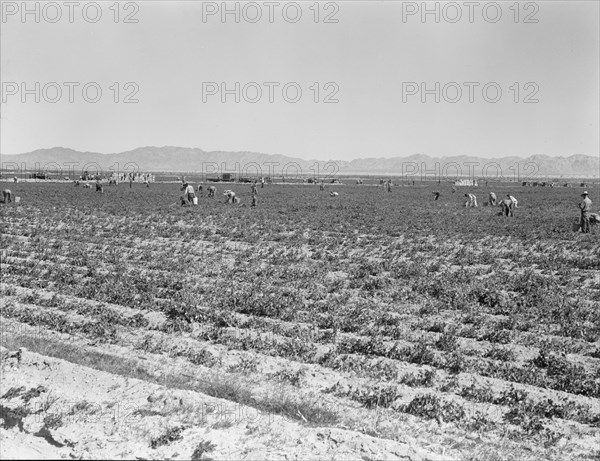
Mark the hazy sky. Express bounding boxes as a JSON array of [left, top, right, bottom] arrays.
[[1, 1, 598, 160]]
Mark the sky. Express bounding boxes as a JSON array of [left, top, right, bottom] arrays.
[[1, 1, 598, 160]]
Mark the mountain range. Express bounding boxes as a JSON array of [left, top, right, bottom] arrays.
[[1, 147, 598, 179]]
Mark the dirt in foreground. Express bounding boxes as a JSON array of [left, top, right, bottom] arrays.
[[0, 345, 450, 460]]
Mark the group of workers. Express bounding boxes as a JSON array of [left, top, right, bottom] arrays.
[[459, 190, 595, 231], [1, 177, 595, 234], [458, 192, 519, 217], [180, 181, 257, 207], [174, 181, 594, 232]]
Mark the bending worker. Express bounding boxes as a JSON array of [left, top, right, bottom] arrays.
[[464, 193, 478, 207]]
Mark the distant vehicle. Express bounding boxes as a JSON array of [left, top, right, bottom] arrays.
[[238, 177, 253, 183], [30, 173, 48, 180], [207, 173, 235, 183]]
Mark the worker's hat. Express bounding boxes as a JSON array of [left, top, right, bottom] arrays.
[[582, 191, 589, 196]]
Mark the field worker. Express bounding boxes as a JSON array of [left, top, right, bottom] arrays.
[[208, 186, 216, 198], [144, 180, 149, 188], [330, 191, 339, 197], [320, 181, 325, 191], [507, 194, 518, 208], [251, 194, 258, 207], [251, 182, 258, 195], [13, 177, 18, 183], [181, 182, 196, 205], [224, 190, 236, 204], [2, 189, 12, 203], [464, 193, 478, 207], [578, 191, 593, 233], [489, 192, 497, 206], [261, 177, 265, 188], [499, 198, 514, 217], [197, 185, 203, 194], [432, 191, 441, 201], [95, 182, 103, 193]]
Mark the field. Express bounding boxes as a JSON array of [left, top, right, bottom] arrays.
[[1, 180, 599, 460]]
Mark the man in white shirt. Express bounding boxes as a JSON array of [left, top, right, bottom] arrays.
[[464, 193, 478, 207], [181, 183, 196, 205], [224, 190, 238, 204], [507, 194, 518, 208]]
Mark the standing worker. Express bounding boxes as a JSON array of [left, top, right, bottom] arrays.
[[578, 191, 592, 233], [251, 181, 258, 195], [386, 180, 392, 193], [489, 192, 497, 206]]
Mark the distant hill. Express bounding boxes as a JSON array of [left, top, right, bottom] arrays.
[[1, 147, 598, 179]]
